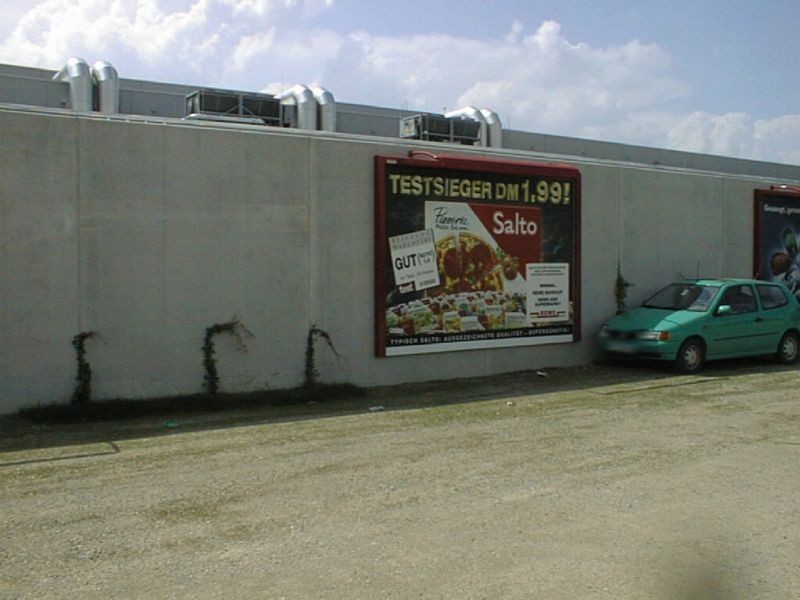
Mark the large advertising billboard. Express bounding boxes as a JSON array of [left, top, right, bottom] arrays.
[[754, 188, 800, 299], [375, 153, 581, 357]]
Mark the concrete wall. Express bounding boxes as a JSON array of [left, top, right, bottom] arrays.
[[2, 105, 799, 413]]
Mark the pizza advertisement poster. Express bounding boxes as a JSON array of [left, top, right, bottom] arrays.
[[375, 154, 581, 357], [753, 188, 800, 300]]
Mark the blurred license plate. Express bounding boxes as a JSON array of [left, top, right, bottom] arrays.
[[607, 341, 635, 354]]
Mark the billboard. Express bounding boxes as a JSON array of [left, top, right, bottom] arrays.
[[754, 188, 800, 299], [375, 153, 581, 357]]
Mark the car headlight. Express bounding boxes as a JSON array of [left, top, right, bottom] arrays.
[[636, 330, 672, 341]]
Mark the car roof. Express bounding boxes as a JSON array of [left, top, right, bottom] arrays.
[[675, 277, 772, 287], [675, 278, 777, 287]]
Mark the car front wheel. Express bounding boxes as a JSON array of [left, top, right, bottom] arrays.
[[777, 331, 800, 364], [675, 338, 704, 374]]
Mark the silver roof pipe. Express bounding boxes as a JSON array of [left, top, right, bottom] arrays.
[[53, 57, 92, 112], [480, 108, 503, 148], [445, 106, 488, 147], [277, 84, 317, 131], [91, 60, 119, 114], [310, 86, 336, 132]]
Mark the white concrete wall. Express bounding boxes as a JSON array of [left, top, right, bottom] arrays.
[[2, 106, 799, 413], [0, 110, 80, 408]]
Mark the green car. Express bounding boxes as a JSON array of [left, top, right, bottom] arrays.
[[598, 278, 800, 373]]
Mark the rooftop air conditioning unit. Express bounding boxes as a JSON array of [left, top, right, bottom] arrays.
[[185, 89, 292, 126], [399, 113, 481, 145]]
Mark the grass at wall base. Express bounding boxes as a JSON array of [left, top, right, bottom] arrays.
[[20, 384, 366, 424], [70, 332, 99, 405], [614, 261, 634, 315], [304, 325, 339, 389], [202, 318, 253, 398], [21, 324, 362, 423]]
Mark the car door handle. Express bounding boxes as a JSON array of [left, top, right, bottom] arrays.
[[755, 317, 764, 322]]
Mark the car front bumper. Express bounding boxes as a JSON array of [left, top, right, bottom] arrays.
[[599, 337, 679, 361]]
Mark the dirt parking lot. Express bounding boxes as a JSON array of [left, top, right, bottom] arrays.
[[1, 362, 799, 599]]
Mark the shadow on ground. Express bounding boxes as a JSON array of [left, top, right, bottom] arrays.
[[1, 357, 794, 456]]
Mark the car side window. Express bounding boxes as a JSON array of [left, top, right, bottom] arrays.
[[719, 285, 757, 314], [757, 284, 789, 310]]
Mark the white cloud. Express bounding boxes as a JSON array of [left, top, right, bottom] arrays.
[[666, 112, 753, 156], [754, 115, 800, 165], [0, 0, 211, 66], [326, 20, 799, 164], [221, 0, 332, 18], [231, 29, 275, 70], [0, 0, 335, 83], [221, 0, 282, 17], [504, 19, 523, 44], [0, 4, 797, 164], [330, 21, 687, 137], [661, 111, 800, 165]]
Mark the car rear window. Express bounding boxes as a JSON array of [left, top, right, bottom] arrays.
[[757, 284, 789, 310]]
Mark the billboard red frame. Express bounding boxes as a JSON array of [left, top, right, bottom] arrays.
[[375, 152, 582, 357]]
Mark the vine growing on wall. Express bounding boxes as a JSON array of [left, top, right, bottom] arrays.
[[304, 325, 338, 389], [71, 331, 99, 405], [614, 260, 634, 315], [202, 318, 253, 397]]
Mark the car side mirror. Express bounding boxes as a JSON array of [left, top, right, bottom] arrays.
[[716, 305, 733, 316]]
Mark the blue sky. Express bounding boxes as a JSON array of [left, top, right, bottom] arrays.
[[1, 0, 798, 164]]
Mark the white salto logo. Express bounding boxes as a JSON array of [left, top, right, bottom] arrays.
[[492, 210, 537, 235]]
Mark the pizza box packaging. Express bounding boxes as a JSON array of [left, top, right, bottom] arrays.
[[504, 311, 528, 329], [461, 315, 483, 331], [443, 311, 461, 332]]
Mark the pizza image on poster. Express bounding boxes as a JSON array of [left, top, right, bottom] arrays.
[[425, 201, 540, 295], [375, 154, 580, 356], [416, 200, 542, 330]]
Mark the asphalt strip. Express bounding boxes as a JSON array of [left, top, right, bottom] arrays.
[[589, 375, 723, 395], [0, 441, 120, 467]]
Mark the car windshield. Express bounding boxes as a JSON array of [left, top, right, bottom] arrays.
[[643, 283, 720, 312]]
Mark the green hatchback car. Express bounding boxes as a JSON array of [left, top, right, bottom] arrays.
[[598, 278, 800, 373]]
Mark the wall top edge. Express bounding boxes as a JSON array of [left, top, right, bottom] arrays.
[[1, 102, 798, 185]]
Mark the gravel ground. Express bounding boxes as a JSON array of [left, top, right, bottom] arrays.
[[1, 362, 799, 599]]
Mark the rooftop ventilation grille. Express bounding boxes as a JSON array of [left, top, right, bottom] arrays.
[[399, 114, 481, 145], [185, 89, 292, 126]]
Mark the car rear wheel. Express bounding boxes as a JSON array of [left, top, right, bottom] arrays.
[[675, 338, 704, 374], [777, 331, 800, 364]]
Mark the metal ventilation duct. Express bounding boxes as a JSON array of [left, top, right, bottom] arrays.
[[444, 106, 503, 148], [276, 84, 318, 130], [479, 108, 503, 148], [311, 86, 336, 132], [53, 57, 93, 112], [91, 60, 119, 114]]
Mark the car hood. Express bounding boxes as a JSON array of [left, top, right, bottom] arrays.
[[605, 306, 705, 332]]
